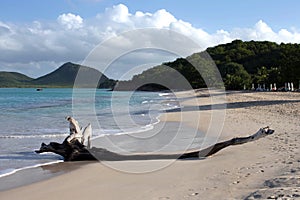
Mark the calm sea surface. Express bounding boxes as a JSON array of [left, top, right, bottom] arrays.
[[0, 88, 178, 177]]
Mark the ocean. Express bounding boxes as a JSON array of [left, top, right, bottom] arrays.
[[0, 88, 178, 178]]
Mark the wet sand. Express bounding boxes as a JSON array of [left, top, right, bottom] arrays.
[[0, 161, 93, 192]]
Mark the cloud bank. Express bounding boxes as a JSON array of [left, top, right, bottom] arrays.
[[0, 4, 299, 78]]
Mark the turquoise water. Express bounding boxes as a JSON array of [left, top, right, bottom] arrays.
[[0, 88, 178, 177]]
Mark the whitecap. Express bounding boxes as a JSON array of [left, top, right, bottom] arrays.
[[0, 160, 64, 178]]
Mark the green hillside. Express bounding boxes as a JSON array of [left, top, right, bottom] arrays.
[[1, 40, 300, 90], [32, 62, 115, 88], [206, 40, 300, 89], [0, 62, 116, 88], [115, 40, 300, 90], [0, 72, 33, 87]]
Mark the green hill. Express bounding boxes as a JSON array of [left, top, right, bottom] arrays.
[[2, 40, 300, 90], [115, 40, 300, 90], [0, 62, 116, 88], [0, 72, 33, 87], [32, 62, 115, 88], [205, 40, 300, 89]]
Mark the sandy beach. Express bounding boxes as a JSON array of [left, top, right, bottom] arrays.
[[0, 90, 299, 200]]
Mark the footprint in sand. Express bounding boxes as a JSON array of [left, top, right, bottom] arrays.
[[158, 197, 170, 200]]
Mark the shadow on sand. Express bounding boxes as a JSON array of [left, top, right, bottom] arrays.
[[166, 99, 300, 113]]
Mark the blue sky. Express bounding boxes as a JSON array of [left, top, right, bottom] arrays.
[[0, 0, 299, 78], [1, 0, 299, 32]]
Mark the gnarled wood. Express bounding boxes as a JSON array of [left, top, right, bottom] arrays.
[[35, 127, 274, 161]]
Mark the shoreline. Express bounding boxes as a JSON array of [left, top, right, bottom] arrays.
[[0, 161, 93, 192], [0, 90, 184, 190], [0, 89, 175, 186], [0, 90, 299, 199], [0, 160, 63, 180]]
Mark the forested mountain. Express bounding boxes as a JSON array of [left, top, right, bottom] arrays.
[[207, 40, 300, 89], [1, 40, 299, 90], [0, 72, 33, 87], [0, 62, 116, 88], [32, 62, 116, 88], [115, 40, 300, 90]]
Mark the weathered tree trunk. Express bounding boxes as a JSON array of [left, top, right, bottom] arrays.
[[35, 127, 274, 161]]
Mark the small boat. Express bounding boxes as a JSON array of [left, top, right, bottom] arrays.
[[36, 88, 43, 91]]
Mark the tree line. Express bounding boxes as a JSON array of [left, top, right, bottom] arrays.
[[115, 40, 300, 91]]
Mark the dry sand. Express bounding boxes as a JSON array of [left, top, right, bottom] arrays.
[[0, 90, 299, 200]]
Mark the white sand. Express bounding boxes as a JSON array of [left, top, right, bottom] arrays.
[[0, 90, 299, 200]]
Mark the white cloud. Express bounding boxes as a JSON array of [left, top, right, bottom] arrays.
[[107, 4, 131, 23], [230, 20, 300, 44], [57, 13, 83, 29], [0, 4, 300, 78], [150, 9, 177, 28]]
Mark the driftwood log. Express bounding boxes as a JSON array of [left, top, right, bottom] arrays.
[[35, 127, 274, 161]]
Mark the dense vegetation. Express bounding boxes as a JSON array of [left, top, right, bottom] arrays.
[[0, 72, 33, 87], [32, 62, 116, 88], [1, 40, 300, 90], [115, 40, 300, 90], [0, 62, 116, 88], [207, 40, 300, 90]]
